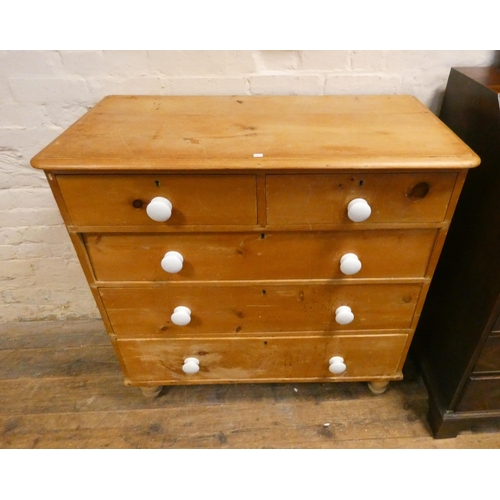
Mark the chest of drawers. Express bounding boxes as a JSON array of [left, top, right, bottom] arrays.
[[413, 67, 500, 437], [31, 95, 479, 398]]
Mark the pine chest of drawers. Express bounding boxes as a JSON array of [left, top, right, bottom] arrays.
[[31, 95, 479, 398]]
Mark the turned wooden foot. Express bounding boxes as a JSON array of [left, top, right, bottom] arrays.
[[367, 380, 389, 395], [140, 386, 163, 398]]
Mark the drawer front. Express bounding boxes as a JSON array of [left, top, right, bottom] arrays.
[[116, 334, 409, 383], [474, 335, 500, 374], [266, 173, 457, 225], [492, 312, 500, 333], [456, 376, 500, 412], [57, 174, 257, 226], [100, 283, 421, 336], [86, 229, 437, 282]]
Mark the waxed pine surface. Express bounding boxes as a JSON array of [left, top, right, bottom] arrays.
[[100, 283, 420, 336], [30, 95, 480, 170], [1, 320, 500, 449], [85, 230, 437, 282]]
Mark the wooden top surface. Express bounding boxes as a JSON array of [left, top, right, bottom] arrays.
[[452, 66, 500, 93], [31, 95, 480, 171]]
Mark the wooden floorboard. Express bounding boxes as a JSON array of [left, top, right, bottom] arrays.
[[1, 319, 500, 449]]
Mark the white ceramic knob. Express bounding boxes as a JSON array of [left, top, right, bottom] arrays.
[[329, 356, 347, 374], [347, 198, 371, 222], [146, 196, 172, 222], [340, 253, 362, 275], [171, 306, 191, 326], [335, 306, 354, 325], [182, 357, 200, 374], [161, 251, 184, 273]]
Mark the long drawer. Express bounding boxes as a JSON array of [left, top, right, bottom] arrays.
[[86, 229, 437, 282], [100, 283, 422, 336], [116, 334, 409, 383], [266, 172, 457, 225], [474, 334, 500, 374], [57, 174, 257, 227], [456, 376, 500, 412]]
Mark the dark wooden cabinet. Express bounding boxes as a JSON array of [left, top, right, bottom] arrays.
[[413, 67, 500, 438]]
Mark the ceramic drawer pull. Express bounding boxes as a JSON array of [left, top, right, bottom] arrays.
[[340, 253, 362, 275], [335, 306, 354, 325], [329, 356, 347, 374], [171, 306, 192, 326], [182, 357, 200, 374], [161, 251, 184, 273], [146, 196, 173, 222], [347, 198, 371, 222]]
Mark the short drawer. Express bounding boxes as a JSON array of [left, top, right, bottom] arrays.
[[266, 172, 457, 225], [474, 335, 500, 374], [100, 283, 422, 336], [116, 334, 409, 384], [57, 174, 257, 227], [86, 229, 437, 282], [456, 376, 500, 412]]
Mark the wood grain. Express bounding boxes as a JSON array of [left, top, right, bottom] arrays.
[[57, 174, 258, 227], [30, 95, 480, 171], [99, 283, 422, 336], [266, 172, 458, 225], [85, 229, 438, 282], [116, 334, 409, 384]]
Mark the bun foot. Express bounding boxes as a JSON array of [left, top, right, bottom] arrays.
[[140, 386, 163, 398], [367, 381, 389, 394]]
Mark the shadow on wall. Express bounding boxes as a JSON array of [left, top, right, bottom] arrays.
[[431, 50, 500, 117]]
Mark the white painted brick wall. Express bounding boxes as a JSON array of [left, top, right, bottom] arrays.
[[0, 50, 498, 322]]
